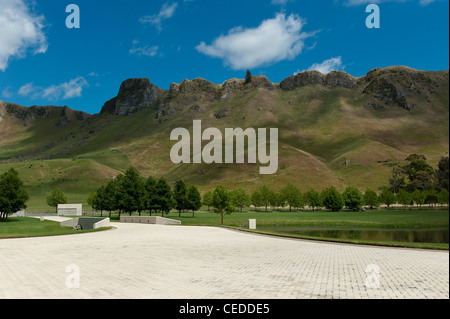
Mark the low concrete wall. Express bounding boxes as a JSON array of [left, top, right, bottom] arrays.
[[58, 204, 82, 216], [120, 216, 181, 225], [10, 210, 25, 217], [61, 217, 110, 230], [94, 218, 111, 229]]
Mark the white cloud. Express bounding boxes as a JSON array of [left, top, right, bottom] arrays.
[[0, 0, 47, 71], [18, 83, 35, 97], [344, 0, 441, 5], [129, 45, 159, 57], [419, 0, 437, 4], [2, 87, 13, 99], [129, 40, 159, 57], [139, 2, 178, 31], [18, 77, 89, 101], [304, 56, 344, 74], [44, 77, 89, 100], [196, 13, 317, 70], [271, 0, 292, 5]]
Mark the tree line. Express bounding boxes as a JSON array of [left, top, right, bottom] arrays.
[[1, 154, 448, 223], [388, 155, 448, 194], [87, 166, 202, 218], [200, 155, 448, 214], [61, 154, 450, 219], [206, 183, 449, 214], [86, 161, 449, 224]]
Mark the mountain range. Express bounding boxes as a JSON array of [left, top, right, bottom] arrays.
[[0, 66, 448, 209]]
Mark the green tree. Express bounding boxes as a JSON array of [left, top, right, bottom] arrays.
[[424, 189, 438, 207], [405, 154, 427, 161], [87, 192, 101, 216], [256, 185, 273, 212], [174, 180, 188, 217], [363, 189, 379, 210], [396, 189, 412, 208], [212, 185, 234, 225], [389, 166, 406, 194], [46, 188, 68, 214], [321, 186, 344, 212], [203, 191, 213, 212], [113, 174, 126, 218], [277, 191, 289, 210], [304, 189, 322, 211], [268, 191, 283, 211], [379, 188, 396, 208], [117, 167, 145, 216], [103, 178, 121, 217], [403, 154, 435, 192], [342, 186, 364, 211], [0, 168, 29, 221], [154, 177, 175, 216], [143, 176, 157, 216], [412, 189, 426, 208], [280, 183, 303, 212], [437, 190, 449, 206], [230, 189, 251, 212], [251, 189, 263, 211], [187, 185, 202, 217], [244, 69, 252, 84], [435, 157, 449, 191]]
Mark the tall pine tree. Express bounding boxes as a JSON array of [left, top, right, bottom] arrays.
[[155, 177, 174, 216], [245, 69, 252, 84], [174, 180, 188, 217]]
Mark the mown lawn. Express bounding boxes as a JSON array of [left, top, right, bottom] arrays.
[[165, 209, 449, 229], [0, 217, 110, 239]]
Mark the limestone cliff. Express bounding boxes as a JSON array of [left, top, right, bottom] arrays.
[[100, 78, 162, 116]]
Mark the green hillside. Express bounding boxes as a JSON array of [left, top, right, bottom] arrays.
[[0, 66, 448, 210]]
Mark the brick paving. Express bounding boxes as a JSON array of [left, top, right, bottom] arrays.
[[0, 219, 448, 299]]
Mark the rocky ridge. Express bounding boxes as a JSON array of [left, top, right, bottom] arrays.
[[279, 70, 357, 90], [360, 66, 448, 111], [101, 78, 162, 116], [0, 101, 90, 127], [96, 66, 449, 118]]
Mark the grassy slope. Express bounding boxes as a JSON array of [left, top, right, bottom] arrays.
[[0, 69, 448, 210]]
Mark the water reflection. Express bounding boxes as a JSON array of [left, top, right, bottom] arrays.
[[257, 226, 449, 244]]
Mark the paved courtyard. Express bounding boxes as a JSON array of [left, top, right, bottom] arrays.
[[0, 218, 448, 299]]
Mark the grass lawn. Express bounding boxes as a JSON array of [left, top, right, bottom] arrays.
[[165, 209, 449, 228], [0, 217, 111, 239]]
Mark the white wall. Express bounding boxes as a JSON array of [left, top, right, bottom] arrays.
[[58, 204, 82, 216]]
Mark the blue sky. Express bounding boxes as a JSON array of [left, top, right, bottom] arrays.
[[0, 0, 448, 114]]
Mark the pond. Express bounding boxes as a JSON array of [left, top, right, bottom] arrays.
[[257, 226, 449, 244]]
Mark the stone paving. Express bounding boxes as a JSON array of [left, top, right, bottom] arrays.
[[0, 218, 448, 299]]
